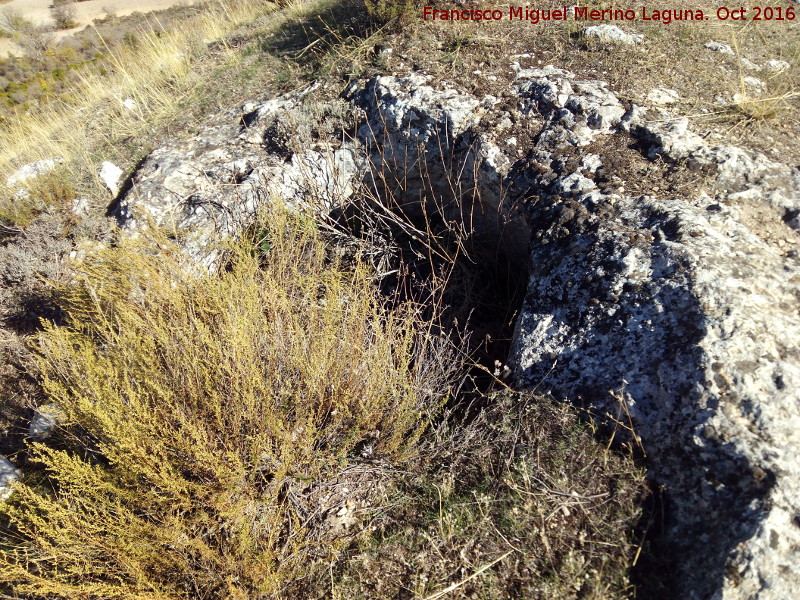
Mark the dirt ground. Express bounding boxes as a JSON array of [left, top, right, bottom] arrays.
[[0, 0, 199, 56]]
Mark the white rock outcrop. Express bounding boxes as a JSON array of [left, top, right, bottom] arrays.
[[646, 87, 680, 106], [505, 68, 800, 600], [5, 158, 61, 189], [110, 94, 362, 265], [99, 161, 124, 197]]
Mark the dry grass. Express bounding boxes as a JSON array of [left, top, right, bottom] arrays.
[[290, 392, 646, 600], [0, 0, 279, 226], [0, 207, 457, 598], [373, 0, 800, 158], [730, 89, 800, 121], [0, 165, 76, 226]]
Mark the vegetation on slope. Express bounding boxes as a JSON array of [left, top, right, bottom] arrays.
[[316, 392, 645, 600], [11, 0, 799, 596], [0, 204, 646, 598], [0, 207, 645, 598], [0, 5, 208, 121], [0, 209, 454, 597], [0, 0, 280, 226]]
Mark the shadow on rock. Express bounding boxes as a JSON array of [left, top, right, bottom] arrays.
[[509, 193, 776, 599]]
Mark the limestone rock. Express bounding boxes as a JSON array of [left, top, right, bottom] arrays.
[[350, 66, 800, 600], [646, 87, 680, 106], [0, 456, 20, 502], [764, 59, 790, 73], [582, 25, 644, 46], [553, 172, 596, 196], [740, 57, 761, 71], [348, 73, 529, 260], [109, 90, 364, 265], [743, 76, 767, 93], [506, 69, 800, 600], [706, 41, 735, 56], [29, 403, 65, 441], [99, 161, 124, 197], [515, 70, 625, 147], [635, 116, 707, 161]]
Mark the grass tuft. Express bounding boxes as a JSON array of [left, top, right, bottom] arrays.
[[0, 165, 76, 227], [729, 90, 800, 122]]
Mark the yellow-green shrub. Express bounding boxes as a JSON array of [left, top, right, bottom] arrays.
[[0, 210, 450, 598]]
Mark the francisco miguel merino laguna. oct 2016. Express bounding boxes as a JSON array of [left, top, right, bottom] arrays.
[[422, 6, 710, 24]]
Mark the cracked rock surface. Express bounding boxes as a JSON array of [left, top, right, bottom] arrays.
[[506, 66, 800, 600], [110, 89, 363, 265]]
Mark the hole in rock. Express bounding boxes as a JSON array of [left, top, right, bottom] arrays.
[[327, 150, 531, 404]]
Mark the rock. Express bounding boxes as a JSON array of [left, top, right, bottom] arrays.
[[581, 154, 602, 174], [349, 73, 529, 261], [635, 117, 706, 161], [706, 41, 735, 56], [110, 89, 363, 265], [351, 67, 800, 600], [511, 180, 800, 599], [71, 197, 90, 217], [355, 72, 481, 146], [115, 64, 800, 600], [740, 57, 762, 71], [646, 87, 680, 106], [582, 25, 644, 46], [553, 172, 596, 196], [378, 47, 392, 64], [764, 59, 790, 73], [29, 403, 65, 440], [743, 76, 767, 93], [0, 456, 20, 502], [506, 69, 800, 600], [6, 158, 61, 188], [618, 103, 647, 132], [99, 161, 124, 197], [122, 98, 137, 111], [515, 70, 625, 147]]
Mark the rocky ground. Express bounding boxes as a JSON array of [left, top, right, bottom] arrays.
[[1, 0, 799, 598]]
